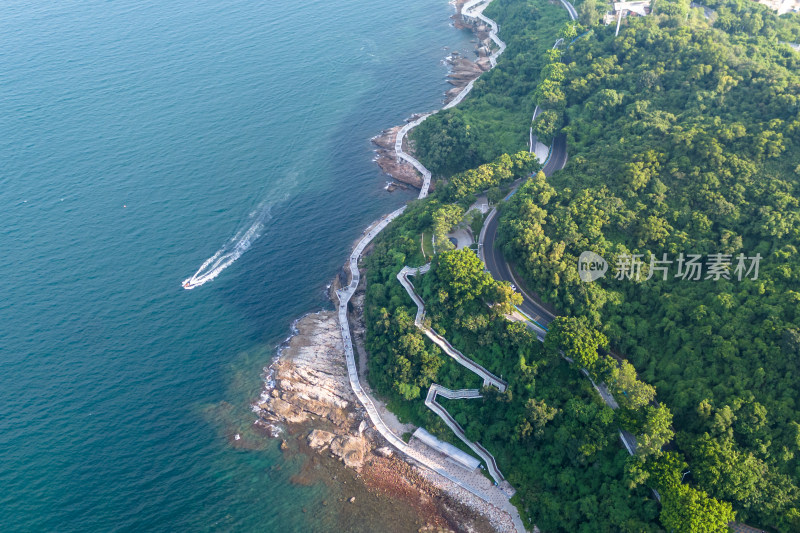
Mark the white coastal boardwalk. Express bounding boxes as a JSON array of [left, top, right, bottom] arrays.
[[395, 114, 434, 198], [335, 4, 527, 529], [398, 266, 510, 486], [394, 0, 508, 198], [335, 1, 579, 530], [461, 0, 507, 68], [398, 266, 508, 391], [336, 211, 526, 531]]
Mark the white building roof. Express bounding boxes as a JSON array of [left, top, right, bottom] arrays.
[[413, 428, 481, 470], [614, 1, 650, 15], [757, 0, 800, 15]]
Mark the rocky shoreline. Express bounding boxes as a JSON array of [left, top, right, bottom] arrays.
[[372, 122, 427, 189], [372, 0, 494, 191], [250, 2, 520, 531], [253, 307, 506, 532]]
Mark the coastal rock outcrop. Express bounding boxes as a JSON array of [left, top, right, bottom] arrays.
[[371, 125, 425, 189], [306, 429, 367, 468], [307, 429, 336, 449], [254, 286, 514, 531], [446, 57, 485, 85], [330, 434, 368, 469], [255, 310, 377, 472], [256, 312, 357, 431]]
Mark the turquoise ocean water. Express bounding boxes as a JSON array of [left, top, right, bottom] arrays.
[[0, 0, 476, 530]]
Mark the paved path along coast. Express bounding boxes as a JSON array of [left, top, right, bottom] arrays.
[[461, 0, 507, 68], [393, 0, 508, 198], [336, 211, 527, 531], [336, 0, 578, 530], [335, 1, 528, 530]]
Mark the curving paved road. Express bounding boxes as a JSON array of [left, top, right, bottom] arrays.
[[481, 133, 567, 329], [477, 0, 573, 307], [475, 0, 647, 461], [558, 0, 579, 20], [333, 2, 582, 529], [480, 142, 642, 458]]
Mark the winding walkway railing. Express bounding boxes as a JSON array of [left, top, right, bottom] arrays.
[[399, 267, 509, 485], [398, 266, 508, 392], [334, 1, 579, 530], [336, 210, 527, 531], [394, 262, 512, 486], [395, 266, 512, 485], [426, 385, 506, 484], [394, 114, 434, 198], [394, 0, 508, 199], [558, 0, 579, 20], [461, 0, 507, 67], [334, 2, 526, 530]]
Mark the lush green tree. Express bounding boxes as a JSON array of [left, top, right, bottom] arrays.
[[607, 360, 656, 410], [544, 316, 608, 369], [489, 281, 524, 316], [445, 151, 539, 201], [515, 397, 559, 439], [495, 6, 800, 527], [637, 405, 675, 458], [411, 112, 477, 177], [532, 109, 561, 143], [578, 0, 601, 26], [646, 451, 688, 493], [432, 204, 464, 251], [659, 484, 736, 533], [428, 249, 494, 308]]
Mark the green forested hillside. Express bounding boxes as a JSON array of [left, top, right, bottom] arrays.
[[364, 209, 667, 530], [494, 0, 800, 529], [410, 0, 569, 176], [365, 0, 800, 530]]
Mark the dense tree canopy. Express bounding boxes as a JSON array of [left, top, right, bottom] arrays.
[[364, 0, 800, 529], [544, 316, 608, 368], [444, 151, 540, 202], [494, 1, 800, 529], [411, 0, 569, 175]]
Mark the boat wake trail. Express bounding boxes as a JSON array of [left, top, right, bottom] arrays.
[[182, 201, 275, 290]]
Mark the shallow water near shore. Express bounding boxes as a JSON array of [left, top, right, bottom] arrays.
[[0, 0, 477, 530]]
